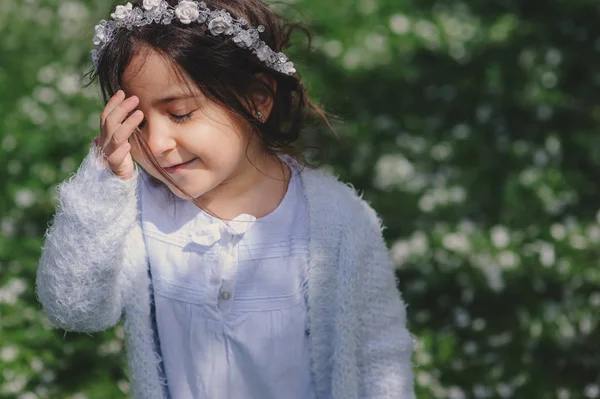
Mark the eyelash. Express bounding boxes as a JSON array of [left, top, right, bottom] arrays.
[[137, 112, 192, 129], [170, 112, 192, 124]]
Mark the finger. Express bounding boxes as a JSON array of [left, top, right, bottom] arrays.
[[104, 95, 140, 138], [100, 90, 126, 128], [106, 142, 131, 170], [111, 110, 144, 147]]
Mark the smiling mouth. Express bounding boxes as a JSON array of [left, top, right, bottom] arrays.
[[164, 158, 196, 173]]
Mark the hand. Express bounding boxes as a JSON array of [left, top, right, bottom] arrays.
[[93, 90, 144, 180]]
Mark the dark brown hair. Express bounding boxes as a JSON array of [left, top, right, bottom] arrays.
[[85, 0, 335, 212]]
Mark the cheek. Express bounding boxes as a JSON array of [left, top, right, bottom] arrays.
[[190, 126, 247, 162]]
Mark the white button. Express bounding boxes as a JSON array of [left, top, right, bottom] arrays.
[[220, 291, 232, 301]]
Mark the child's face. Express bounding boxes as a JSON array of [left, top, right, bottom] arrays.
[[123, 47, 262, 201]]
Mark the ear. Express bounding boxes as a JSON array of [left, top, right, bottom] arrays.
[[250, 73, 277, 121]]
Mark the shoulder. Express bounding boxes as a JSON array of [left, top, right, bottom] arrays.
[[299, 167, 385, 240]]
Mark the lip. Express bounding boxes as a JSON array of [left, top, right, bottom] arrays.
[[163, 158, 196, 174]]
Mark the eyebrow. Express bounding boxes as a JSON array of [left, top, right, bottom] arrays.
[[153, 94, 197, 106]]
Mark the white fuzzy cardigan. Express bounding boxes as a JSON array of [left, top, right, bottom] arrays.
[[36, 146, 415, 399]]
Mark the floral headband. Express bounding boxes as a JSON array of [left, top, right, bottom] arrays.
[[91, 0, 297, 75]]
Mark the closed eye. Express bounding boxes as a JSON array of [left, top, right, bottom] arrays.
[[170, 112, 192, 124], [135, 112, 193, 131]]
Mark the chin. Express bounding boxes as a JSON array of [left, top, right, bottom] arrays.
[[168, 185, 206, 200], [164, 178, 219, 201], [154, 166, 224, 202]]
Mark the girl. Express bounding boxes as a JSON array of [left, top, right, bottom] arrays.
[[36, 0, 415, 398]]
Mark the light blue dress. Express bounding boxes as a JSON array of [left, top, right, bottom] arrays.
[[140, 161, 316, 399]]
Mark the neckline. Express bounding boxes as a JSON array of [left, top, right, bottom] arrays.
[[196, 156, 298, 224]]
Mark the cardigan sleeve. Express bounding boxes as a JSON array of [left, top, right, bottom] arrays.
[[36, 144, 140, 333], [352, 197, 415, 398]]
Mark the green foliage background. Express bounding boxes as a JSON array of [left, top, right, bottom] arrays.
[[2, 0, 600, 397]]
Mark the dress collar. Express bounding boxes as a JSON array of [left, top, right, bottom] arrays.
[[190, 213, 256, 247]]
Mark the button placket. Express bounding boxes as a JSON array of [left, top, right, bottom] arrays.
[[217, 234, 240, 312], [191, 214, 256, 315]]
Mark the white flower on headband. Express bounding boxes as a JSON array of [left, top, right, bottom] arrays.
[[143, 0, 162, 11], [111, 2, 133, 22], [208, 16, 233, 36], [92, 0, 297, 75], [233, 30, 255, 48], [93, 21, 109, 45], [255, 45, 271, 62], [175, 0, 199, 24]]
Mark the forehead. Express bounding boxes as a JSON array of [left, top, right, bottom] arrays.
[[121, 47, 196, 99]]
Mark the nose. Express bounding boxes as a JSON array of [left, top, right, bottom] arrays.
[[144, 118, 176, 157]]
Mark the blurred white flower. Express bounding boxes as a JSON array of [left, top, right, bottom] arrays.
[[490, 225, 510, 248], [442, 232, 471, 253], [37, 65, 56, 84], [343, 47, 363, 70], [2, 135, 16, 151], [30, 358, 44, 372], [430, 142, 452, 161], [1, 218, 15, 237], [359, 0, 376, 14], [57, 74, 79, 95], [118, 380, 130, 394], [414, 19, 439, 43], [497, 383, 514, 398], [58, 1, 89, 21], [569, 234, 588, 249], [364, 33, 387, 53], [586, 225, 600, 242], [488, 332, 512, 348], [473, 384, 492, 398], [2, 374, 27, 395], [585, 384, 600, 398], [391, 240, 410, 266], [0, 346, 19, 362], [546, 48, 562, 66], [34, 87, 57, 104], [374, 153, 415, 190], [322, 39, 343, 58], [497, 251, 519, 269], [539, 242, 555, 266], [14, 189, 35, 208], [447, 387, 466, 399], [545, 135, 561, 155], [463, 341, 478, 356], [551, 223, 567, 240], [0, 278, 27, 305], [454, 307, 470, 327], [390, 14, 410, 35], [418, 194, 436, 212]]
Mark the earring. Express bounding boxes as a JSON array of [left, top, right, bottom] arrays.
[[256, 111, 263, 120]]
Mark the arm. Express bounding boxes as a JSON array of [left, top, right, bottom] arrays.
[[352, 199, 415, 398], [36, 144, 139, 333]]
